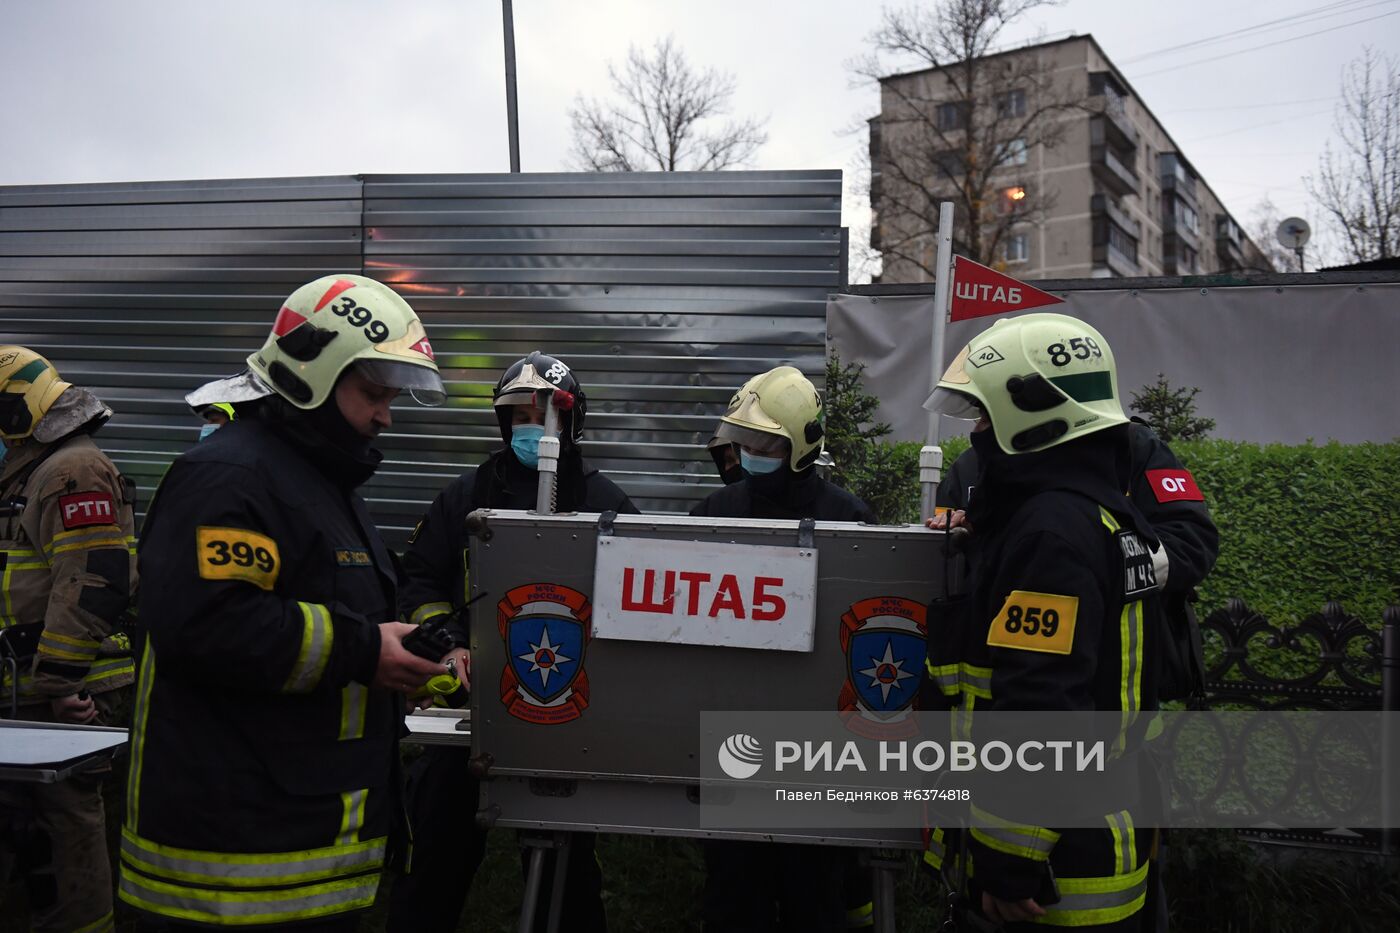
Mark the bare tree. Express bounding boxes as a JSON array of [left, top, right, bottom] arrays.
[[853, 1, 1080, 276], [568, 36, 768, 172], [1245, 196, 1294, 272], [1305, 48, 1400, 263]]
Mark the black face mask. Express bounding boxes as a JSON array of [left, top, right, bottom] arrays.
[[262, 394, 382, 489], [720, 463, 746, 486], [969, 425, 1002, 462]]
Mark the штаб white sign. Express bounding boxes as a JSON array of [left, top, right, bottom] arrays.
[[592, 535, 818, 652]]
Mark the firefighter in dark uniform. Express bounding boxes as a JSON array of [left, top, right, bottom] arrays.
[[0, 347, 136, 933], [691, 365, 874, 933], [387, 351, 635, 933], [934, 363, 1217, 933], [921, 313, 1161, 930], [119, 275, 450, 930], [937, 417, 1216, 701]]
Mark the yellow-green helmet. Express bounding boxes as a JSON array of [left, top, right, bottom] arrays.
[[0, 347, 72, 441], [187, 275, 445, 411], [715, 365, 825, 471], [924, 312, 1127, 454]]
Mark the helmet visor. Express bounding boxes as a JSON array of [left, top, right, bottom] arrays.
[[923, 386, 983, 420], [714, 420, 789, 455], [354, 359, 446, 407]]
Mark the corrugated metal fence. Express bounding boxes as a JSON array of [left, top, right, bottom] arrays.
[[0, 171, 844, 546]]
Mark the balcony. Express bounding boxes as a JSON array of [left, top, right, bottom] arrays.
[[1091, 198, 1140, 278], [1161, 169, 1198, 207], [1163, 247, 1199, 277], [1091, 194, 1140, 239], [1163, 212, 1201, 252], [1089, 100, 1138, 153], [1091, 145, 1139, 198], [1093, 239, 1139, 278], [1215, 235, 1246, 271]]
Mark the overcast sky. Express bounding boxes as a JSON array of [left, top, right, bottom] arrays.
[[3, 0, 1396, 265]]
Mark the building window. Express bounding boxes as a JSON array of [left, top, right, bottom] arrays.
[[936, 102, 967, 131], [1176, 199, 1199, 234], [1004, 233, 1030, 263], [1180, 244, 1198, 273], [1001, 185, 1029, 213], [1107, 224, 1138, 263], [1004, 137, 1028, 166], [998, 89, 1026, 118], [932, 149, 966, 177]]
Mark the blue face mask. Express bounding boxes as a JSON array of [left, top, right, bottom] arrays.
[[198, 423, 220, 442], [511, 424, 545, 468], [740, 449, 785, 476]]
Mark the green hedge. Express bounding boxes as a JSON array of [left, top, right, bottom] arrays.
[[835, 437, 1400, 626], [1176, 439, 1400, 626]]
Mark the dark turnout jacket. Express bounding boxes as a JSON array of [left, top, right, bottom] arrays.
[[121, 417, 401, 926], [924, 429, 1162, 928], [399, 449, 638, 632]]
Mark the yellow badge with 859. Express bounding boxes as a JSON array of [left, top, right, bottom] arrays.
[[196, 526, 281, 591], [987, 590, 1078, 655]]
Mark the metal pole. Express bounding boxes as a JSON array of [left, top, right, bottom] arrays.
[[501, 0, 521, 172], [517, 842, 547, 933], [919, 201, 955, 522], [534, 394, 560, 514], [926, 201, 955, 446]]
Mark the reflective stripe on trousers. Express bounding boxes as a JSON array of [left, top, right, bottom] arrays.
[[118, 827, 384, 924]]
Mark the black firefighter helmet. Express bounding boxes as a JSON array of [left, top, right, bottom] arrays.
[[493, 351, 587, 446]]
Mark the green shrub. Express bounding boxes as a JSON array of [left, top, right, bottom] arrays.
[[1174, 439, 1400, 627], [1164, 830, 1400, 932]]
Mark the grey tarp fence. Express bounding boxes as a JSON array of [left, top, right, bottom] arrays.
[[826, 275, 1400, 446], [0, 170, 843, 546]]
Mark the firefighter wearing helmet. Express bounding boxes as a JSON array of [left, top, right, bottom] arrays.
[[921, 313, 1163, 930], [692, 365, 874, 933], [120, 275, 449, 930], [0, 347, 136, 933], [387, 350, 634, 933], [693, 365, 874, 521]]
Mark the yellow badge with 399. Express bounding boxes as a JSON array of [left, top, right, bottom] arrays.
[[987, 590, 1078, 655], [196, 526, 281, 591]]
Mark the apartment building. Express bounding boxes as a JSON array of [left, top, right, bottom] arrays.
[[869, 34, 1273, 281]]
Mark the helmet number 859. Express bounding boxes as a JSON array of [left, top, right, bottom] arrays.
[[1046, 337, 1101, 367], [332, 297, 390, 344], [544, 362, 570, 385]]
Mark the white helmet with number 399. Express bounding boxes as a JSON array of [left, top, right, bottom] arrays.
[[187, 274, 445, 413]]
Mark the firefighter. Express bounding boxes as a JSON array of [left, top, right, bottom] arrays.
[[922, 313, 1160, 930], [691, 365, 874, 933], [936, 417, 1216, 701], [196, 401, 236, 441], [387, 350, 635, 933], [707, 435, 744, 486], [0, 347, 136, 933], [119, 275, 449, 930]]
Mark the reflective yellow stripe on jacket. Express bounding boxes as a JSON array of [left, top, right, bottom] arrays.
[[283, 602, 333, 693], [408, 601, 450, 626], [1036, 861, 1150, 927]]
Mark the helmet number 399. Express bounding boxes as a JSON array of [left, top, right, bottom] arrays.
[[544, 362, 570, 384], [331, 297, 390, 343], [1046, 337, 1102, 367]]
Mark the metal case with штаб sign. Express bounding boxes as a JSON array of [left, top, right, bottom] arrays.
[[466, 509, 961, 846]]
